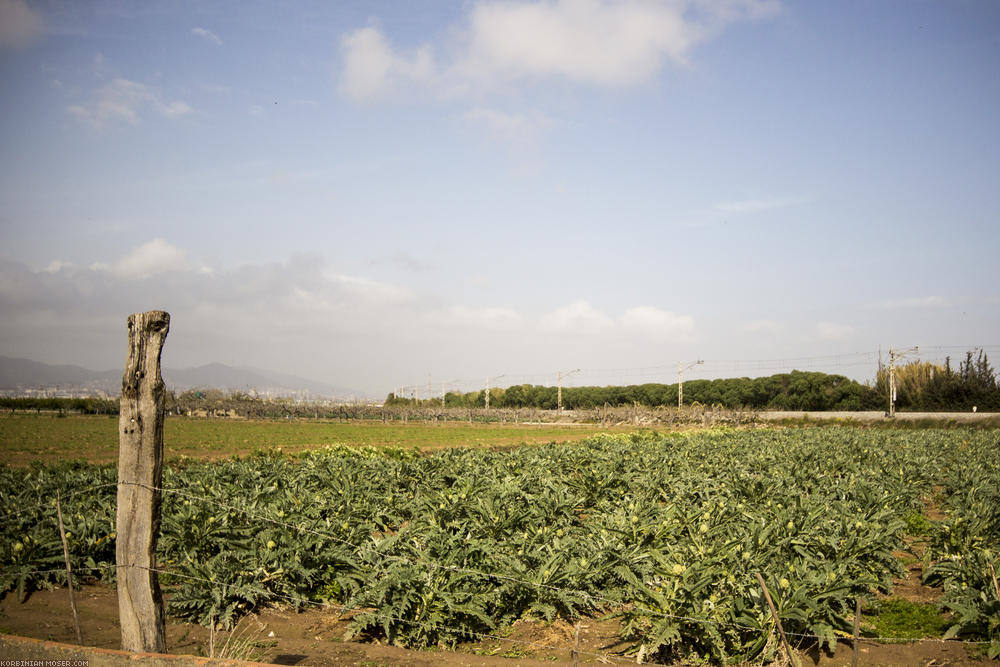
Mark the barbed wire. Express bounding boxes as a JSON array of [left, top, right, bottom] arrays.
[[7, 563, 643, 665], [0, 481, 118, 520], [9, 561, 995, 650], [6, 478, 997, 652]]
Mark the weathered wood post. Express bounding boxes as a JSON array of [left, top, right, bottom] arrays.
[[755, 572, 800, 667], [55, 490, 83, 645], [851, 597, 861, 667], [116, 310, 169, 653]]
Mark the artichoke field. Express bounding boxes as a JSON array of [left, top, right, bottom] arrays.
[[1, 428, 998, 662]]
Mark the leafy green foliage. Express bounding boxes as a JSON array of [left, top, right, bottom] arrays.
[[869, 598, 950, 640], [924, 434, 1000, 658], [2, 429, 998, 661], [903, 510, 933, 537], [875, 349, 1000, 411], [0, 462, 117, 599], [402, 370, 884, 411]]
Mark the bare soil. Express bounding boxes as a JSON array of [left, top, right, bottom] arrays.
[[0, 583, 632, 666], [1, 583, 995, 666], [887, 492, 947, 606]]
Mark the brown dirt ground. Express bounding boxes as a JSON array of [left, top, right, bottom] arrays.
[[0, 583, 634, 666], [801, 493, 999, 667], [1, 583, 995, 666], [887, 492, 948, 606]]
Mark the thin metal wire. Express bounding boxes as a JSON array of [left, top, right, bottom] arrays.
[[0, 482, 118, 520], [16, 479, 995, 650], [8, 451, 1000, 655], [408, 344, 1000, 392], [11, 563, 995, 649], [11, 562, 641, 664]]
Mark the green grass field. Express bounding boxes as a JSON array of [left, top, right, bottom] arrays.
[[0, 413, 636, 465]]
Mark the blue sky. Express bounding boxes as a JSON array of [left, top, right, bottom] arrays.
[[1, 0, 998, 396]]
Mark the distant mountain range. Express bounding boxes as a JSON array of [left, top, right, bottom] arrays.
[[0, 355, 363, 399]]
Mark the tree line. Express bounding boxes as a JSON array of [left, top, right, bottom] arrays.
[[387, 370, 880, 411], [3, 350, 995, 416], [874, 350, 999, 411], [386, 349, 999, 413], [0, 396, 118, 414]]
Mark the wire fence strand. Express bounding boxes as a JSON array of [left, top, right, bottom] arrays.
[[8, 563, 643, 665], [9, 562, 995, 649], [0, 481, 118, 520], [5, 477, 997, 651]]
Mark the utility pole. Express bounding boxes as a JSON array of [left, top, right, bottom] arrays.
[[557, 368, 580, 412], [678, 360, 704, 407], [485, 375, 504, 409], [888, 346, 918, 418]]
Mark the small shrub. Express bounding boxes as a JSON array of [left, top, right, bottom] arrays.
[[870, 598, 950, 640], [903, 510, 933, 537]]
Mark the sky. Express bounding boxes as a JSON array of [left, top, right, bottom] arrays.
[[1, 0, 998, 397]]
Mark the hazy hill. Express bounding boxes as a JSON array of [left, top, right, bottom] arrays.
[[0, 355, 119, 389], [0, 355, 359, 398]]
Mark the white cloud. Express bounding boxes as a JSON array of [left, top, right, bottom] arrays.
[[43, 260, 72, 274], [465, 107, 551, 148], [114, 238, 188, 278], [339, 26, 434, 101], [66, 78, 194, 127], [816, 321, 856, 341], [458, 0, 696, 87], [540, 299, 614, 334], [620, 306, 694, 339], [872, 295, 948, 309], [711, 197, 801, 215], [191, 27, 222, 45], [338, 0, 779, 100], [161, 100, 194, 117], [0, 252, 433, 392], [685, 195, 804, 228], [0, 0, 43, 49], [322, 271, 412, 303], [371, 251, 433, 273], [740, 319, 783, 334], [448, 305, 522, 329], [539, 301, 696, 338]]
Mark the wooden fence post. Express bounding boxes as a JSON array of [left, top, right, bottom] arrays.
[[755, 572, 800, 667], [55, 490, 82, 645], [851, 597, 862, 667], [116, 310, 170, 653]]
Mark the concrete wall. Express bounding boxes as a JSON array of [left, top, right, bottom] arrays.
[[891, 411, 998, 422], [756, 410, 997, 422], [757, 411, 887, 421]]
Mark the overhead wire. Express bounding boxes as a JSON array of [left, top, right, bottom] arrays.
[[398, 345, 1000, 394]]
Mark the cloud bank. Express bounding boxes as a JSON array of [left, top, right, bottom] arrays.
[[114, 238, 189, 278], [0, 0, 42, 49], [191, 27, 222, 45], [67, 78, 193, 127], [0, 243, 697, 393], [338, 0, 780, 101]]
